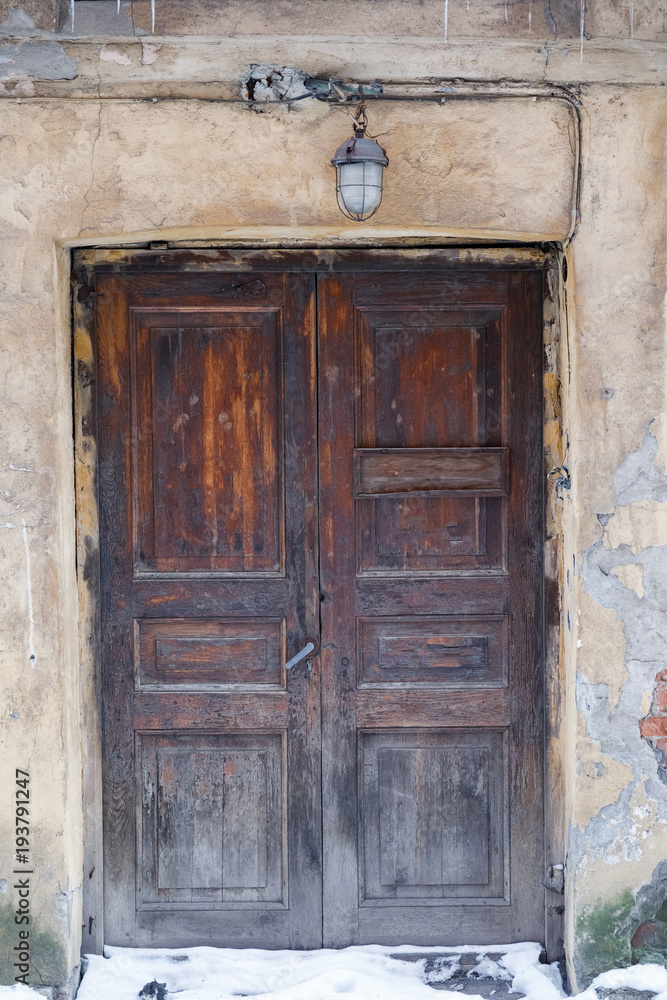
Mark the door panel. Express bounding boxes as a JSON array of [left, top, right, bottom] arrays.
[[95, 257, 544, 951], [361, 730, 507, 901], [318, 269, 543, 946], [133, 310, 284, 574], [96, 271, 321, 949]]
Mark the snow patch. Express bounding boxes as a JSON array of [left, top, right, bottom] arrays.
[[581, 961, 667, 998], [72, 942, 563, 1000], [0, 987, 45, 998]]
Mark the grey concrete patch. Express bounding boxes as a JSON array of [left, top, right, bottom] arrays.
[[0, 39, 76, 78], [614, 425, 667, 505], [57, 0, 135, 38]]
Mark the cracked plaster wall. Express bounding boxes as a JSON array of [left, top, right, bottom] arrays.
[[0, 4, 664, 996], [0, 90, 576, 996], [568, 83, 667, 988]]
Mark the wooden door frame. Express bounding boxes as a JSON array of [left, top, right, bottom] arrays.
[[72, 243, 566, 962]]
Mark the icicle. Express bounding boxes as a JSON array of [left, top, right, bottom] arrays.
[[151, 0, 155, 32], [630, 1, 634, 36], [580, 0, 585, 61], [70, 0, 74, 32], [528, 0, 532, 31], [117, 0, 120, 13], [444, 0, 448, 41], [504, 1, 508, 22], [466, 0, 469, 10]]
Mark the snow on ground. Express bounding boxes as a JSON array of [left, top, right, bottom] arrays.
[[577, 962, 667, 1000], [0, 945, 665, 999], [74, 941, 563, 1000]]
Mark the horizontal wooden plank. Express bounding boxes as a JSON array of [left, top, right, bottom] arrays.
[[134, 692, 288, 729], [136, 908, 290, 949], [354, 448, 509, 497], [130, 580, 290, 618], [355, 578, 509, 616], [79, 248, 549, 275], [355, 689, 510, 727]]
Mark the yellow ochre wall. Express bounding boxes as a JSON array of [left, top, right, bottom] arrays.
[[0, 1, 665, 994]]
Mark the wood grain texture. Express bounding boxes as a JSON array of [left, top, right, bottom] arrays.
[[319, 266, 543, 947], [357, 616, 508, 687], [97, 268, 321, 949], [353, 447, 509, 497], [133, 310, 283, 574], [360, 730, 506, 902], [138, 734, 283, 905], [137, 618, 285, 687], [93, 255, 544, 953]]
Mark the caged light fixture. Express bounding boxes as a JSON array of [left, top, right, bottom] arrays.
[[331, 101, 389, 222]]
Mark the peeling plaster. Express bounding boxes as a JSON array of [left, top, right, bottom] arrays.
[[614, 425, 667, 506], [574, 711, 634, 830], [99, 44, 131, 65], [603, 500, 667, 554], [576, 587, 627, 711], [610, 562, 644, 599], [576, 423, 667, 981]]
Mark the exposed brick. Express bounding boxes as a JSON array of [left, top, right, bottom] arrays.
[[639, 716, 667, 738], [656, 685, 667, 714]]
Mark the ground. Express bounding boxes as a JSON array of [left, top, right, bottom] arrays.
[[2, 942, 667, 1000]]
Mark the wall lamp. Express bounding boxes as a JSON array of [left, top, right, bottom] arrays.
[[330, 101, 389, 222]]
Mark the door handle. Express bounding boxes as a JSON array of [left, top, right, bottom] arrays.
[[285, 637, 319, 672]]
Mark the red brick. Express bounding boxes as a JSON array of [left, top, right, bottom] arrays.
[[640, 715, 667, 738]]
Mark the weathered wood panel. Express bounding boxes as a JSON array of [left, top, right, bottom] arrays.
[[137, 618, 285, 687], [360, 730, 506, 901], [319, 267, 543, 947], [357, 615, 508, 687], [134, 311, 283, 574], [353, 447, 509, 497], [97, 269, 321, 949]]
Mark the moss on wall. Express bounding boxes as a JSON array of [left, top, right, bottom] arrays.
[[0, 896, 68, 989], [575, 890, 636, 987]]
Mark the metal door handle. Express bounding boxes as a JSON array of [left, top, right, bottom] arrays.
[[285, 640, 316, 671]]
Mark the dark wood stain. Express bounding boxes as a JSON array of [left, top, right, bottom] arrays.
[[93, 254, 544, 952], [319, 267, 543, 946], [353, 447, 509, 498], [97, 269, 321, 949]]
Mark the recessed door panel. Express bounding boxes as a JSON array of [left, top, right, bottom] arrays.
[[357, 616, 508, 687], [360, 729, 507, 903], [137, 618, 285, 688], [133, 311, 283, 575], [139, 733, 285, 907], [355, 309, 505, 575]]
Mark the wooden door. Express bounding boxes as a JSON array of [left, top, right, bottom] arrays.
[[318, 268, 544, 946], [92, 253, 543, 951], [95, 270, 321, 949]]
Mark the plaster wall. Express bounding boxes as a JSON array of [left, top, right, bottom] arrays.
[[0, 4, 664, 995]]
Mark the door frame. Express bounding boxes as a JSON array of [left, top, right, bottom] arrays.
[[73, 243, 566, 961]]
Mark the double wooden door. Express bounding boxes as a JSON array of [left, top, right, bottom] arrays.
[[93, 253, 544, 950]]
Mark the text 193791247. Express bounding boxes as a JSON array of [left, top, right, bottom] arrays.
[[13, 768, 31, 986]]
